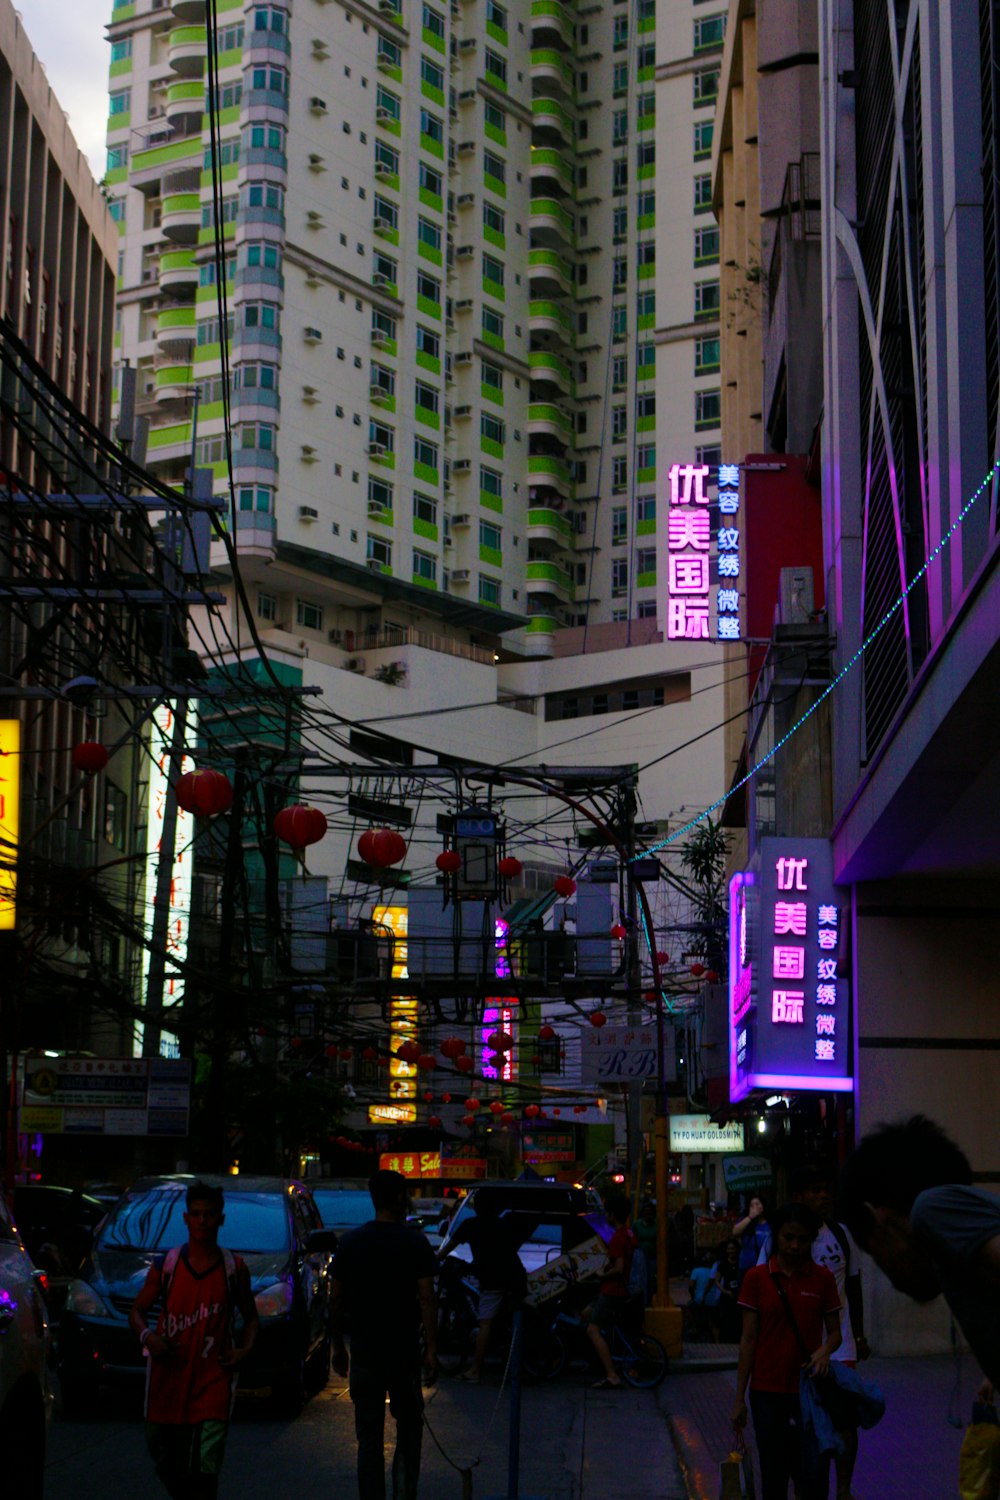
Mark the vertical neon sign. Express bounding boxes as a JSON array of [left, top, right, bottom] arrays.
[[482, 918, 517, 1084], [716, 463, 741, 639]]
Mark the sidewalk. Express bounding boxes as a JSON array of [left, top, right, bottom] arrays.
[[663, 1354, 967, 1500]]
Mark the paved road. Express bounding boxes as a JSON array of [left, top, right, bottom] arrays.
[[46, 1370, 689, 1500]]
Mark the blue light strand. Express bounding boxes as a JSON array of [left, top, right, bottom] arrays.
[[634, 459, 999, 860]]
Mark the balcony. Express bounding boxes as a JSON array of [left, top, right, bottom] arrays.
[[528, 248, 572, 297], [526, 560, 575, 601], [165, 78, 204, 124], [531, 96, 574, 147], [171, 0, 205, 19], [530, 147, 574, 194], [529, 348, 573, 395], [167, 24, 206, 76], [529, 299, 574, 344], [529, 197, 574, 247], [527, 505, 574, 545], [156, 305, 196, 353], [527, 402, 573, 440], [531, 48, 574, 95], [161, 191, 201, 243], [159, 248, 199, 292], [527, 452, 572, 495], [154, 362, 194, 401], [530, 0, 572, 47]]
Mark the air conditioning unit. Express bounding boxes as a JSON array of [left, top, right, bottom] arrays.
[[347, 656, 366, 672], [458, 37, 476, 50], [372, 273, 390, 287], [378, 0, 398, 11], [454, 405, 472, 419], [367, 558, 384, 571], [457, 192, 475, 207], [452, 513, 471, 526], [368, 500, 388, 517], [371, 332, 392, 349], [312, 38, 331, 57], [370, 383, 390, 401], [310, 97, 328, 113], [308, 153, 326, 171], [304, 327, 323, 342], [299, 504, 319, 519], [328, 628, 344, 644], [454, 351, 473, 365], [368, 441, 387, 457], [450, 568, 471, 583], [444, 535, 453, 547], [302, 385, 320, 403], [458, 89, 477, 102], [373, 216, 394, 232], [456, 245, 474, 260], [453, 458, 472, 471], [300, 447, 319, 463], [375, 162, 393, 177], [455, 298, 474, 312], [376, 107, 394, 123], [306, 210, 324, 226], [457, 140, 476, 155]]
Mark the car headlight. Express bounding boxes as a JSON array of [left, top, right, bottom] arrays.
[[64, 1279, 111, 1318], [254, 1280, 294, 1319]]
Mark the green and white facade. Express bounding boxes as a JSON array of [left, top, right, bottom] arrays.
[[105, 0, 724, 657]]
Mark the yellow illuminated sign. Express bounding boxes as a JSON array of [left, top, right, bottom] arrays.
[[369, 1103, 418, 1124], [375, 905, 419, 1105], [0, 720, 20, 930]]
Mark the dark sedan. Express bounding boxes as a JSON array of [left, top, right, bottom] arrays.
[[58, 1175, 337, 1414]]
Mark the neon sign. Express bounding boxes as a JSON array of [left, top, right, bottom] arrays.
[[374, 905, 418, 1105], [482, 918, 517, 1083], [0, 719, 20, 930], [728, 837, 852, 1099], [663, 462, 741, 641]]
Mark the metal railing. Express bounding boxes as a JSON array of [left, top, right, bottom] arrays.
[[768, 153, 821, 315]]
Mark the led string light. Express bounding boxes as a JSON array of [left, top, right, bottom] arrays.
[[635, 458, 1000, 860]]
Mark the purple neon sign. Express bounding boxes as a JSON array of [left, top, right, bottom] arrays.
[[729, 837, 852, 1100], [482, 919, 517, 1084]]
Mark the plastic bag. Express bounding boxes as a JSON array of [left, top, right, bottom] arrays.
[[959, 1403, 1000, 1500], [719, 1430, 756, 1500]]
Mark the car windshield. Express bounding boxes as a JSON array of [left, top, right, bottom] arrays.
[[311, 1190, 373, 1228], [99, 1189, 289, 1253]]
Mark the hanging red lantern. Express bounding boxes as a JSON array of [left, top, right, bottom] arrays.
[[376, 1056, 389, 1068], [175, 767, 234, 817], [325, 1043, 338, 1058], [610, 923, 627, 940], [417, 1054, 437, 1071], [71, 741, 109, 775], [455, 1055, 474, 1073], [538, 1024, 556, 1042], [553, 875, 577, 898], [274, 804, 327, 848], [339, 1048, 352, 1060], [690, 962, 706, 978], [462, 1114, 476, 1128], [436, 849, 462, 873], [500, 1111, 515, 1127], [489, 1100, 504, 1115], [536, 1110, 547, 1120], [428, 1115, 442, 1128], [574, 1104, 586, 1114], [442, 1092, 453, 1104], [705, 969, 720, 984], [423, 1090, 434, 1103], [440, 1036, 466, 1059], [655, 950, 670, 966], [290, 1036, 303, 1050], [497, 855, 523, 879], [524, 1103, 541, 1119], [396, 1040, 421, 1065], [464, 1097, 480, 1112], [552, 1107, 561, 1116], [360, 827, 407, 867], [590, 1010, 608, 1029], [487, 1030, 513, 1053], [362, 1046, 378, 1061]]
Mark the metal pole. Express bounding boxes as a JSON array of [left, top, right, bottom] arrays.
[[506, 1307, 524, 1500], [143, 698, 188, 1058]]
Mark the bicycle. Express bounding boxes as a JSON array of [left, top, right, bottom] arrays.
[[546, 1299, 668, 1389]]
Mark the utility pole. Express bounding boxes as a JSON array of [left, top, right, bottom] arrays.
[[202, 752, 248, 1169], [623, 779, 644, 1204]]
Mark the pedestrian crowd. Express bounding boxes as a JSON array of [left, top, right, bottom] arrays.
[[126, 1114, 1000, 1500]]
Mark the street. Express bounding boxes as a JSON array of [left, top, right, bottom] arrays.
[[45, 1372, 689, 1500]]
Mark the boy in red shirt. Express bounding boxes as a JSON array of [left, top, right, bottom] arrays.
[[732, 1201, 841, 1500], [586, 1192, 637, 1389], [129, 1181, 259, 1499]]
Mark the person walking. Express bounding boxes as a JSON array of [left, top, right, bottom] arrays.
[[732, 1201, 842, 1500], [839, 1115, 1000, 1389], [440, 1190, 527, 1383], [586, 1191, 637, 1389], [129, 1180, 259, 1500], [330, 1169, 438, 1500], [733, 1195, 772, 1276]]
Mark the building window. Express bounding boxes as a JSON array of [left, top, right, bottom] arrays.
[[370, 476, 394, 511], [694, 280, 721, 318], [613, 205, 628, 240], [484, 101, 506, 133], [485, 48, 507, 85], [417, 269, 441, 303], [486, 0, 507, 29], [613, 159, 628, 193], [637, 443, 656, 472], [420, 108, 444, 144], [257, 591, 277, 620], [367, 534, 392, 567], [612, 355, 627, 390], [109, 89, 131, 116], [370, 419, 395, 452], [418, 216, 442, 251], [481, 360, 503, 393], [480, 464, 503, 499], [480, 519, 502, 550], [482, 306, 504, 341], [484, 201, 505, 237], [415, 379, 439, 414], [636, 141, 655, 170], [375, 140, 399, 174], [416, 324, 440, 358], [483, 150, 506, 186], [481, 412, 505, 445], [612, 406, 627, 439], [374, 195, 399, 230], [612, 559, 628, 597], [613, 61, 629, 92], [694, 121, 714, 159], [372, 309, 397, 342], [613, 15, 628, 48], [613, 455, 627, 490], [637, 496, 656, 523], [636, 190, 655, 219], [479, 575, 501, 606], [613, 256, 627, 288], [414, 434, 439, 469], [413, 548, 437, 582], [694, 13, 726, 50], [422, 3, 445, 38], [374, 250, 398, 285], [637, 241, 655, 270], [694, 69, 719, 106], [695, 335, 720, 373], [612, 505, 628, 543], [421, 57, 445, 92], [694, 173, 713, 211], [378, 35, 402, 66], [482, 252, 505, 288], [296, 599, 325, 630], [414, 492, 437, 524], [420, 161, 442, 196], [695, 389, 721, 427], [613, 109, 628, 145], [695, 225, 720, 264], [636, 547, 656, 576], [377, 85, 401, 121]]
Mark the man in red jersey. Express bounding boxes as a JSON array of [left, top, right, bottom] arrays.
[[129, 1182, 259, 1499]]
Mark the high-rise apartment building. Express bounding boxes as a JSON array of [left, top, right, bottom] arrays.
[[106, 0, 725, 659]]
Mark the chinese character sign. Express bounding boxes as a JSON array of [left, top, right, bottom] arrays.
[[663, 463, 741, 641], [729, 837, 851, 1099], [0, 720, 20, 930]]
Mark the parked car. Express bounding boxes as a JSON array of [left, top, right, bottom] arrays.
[[58, 1175, 337, 1414], [0, 1191, 50, 1498], [12, 1185, 107, 1278], [438, 1181, 600, 1275], [310, 1185, 374, 1236]]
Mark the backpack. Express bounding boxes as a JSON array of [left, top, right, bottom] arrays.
[[158, 1245, 241, 1339]]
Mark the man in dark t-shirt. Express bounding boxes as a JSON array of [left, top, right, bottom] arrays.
[[331, 1171, 438, 1500], [443, 1193, 528, 1382]]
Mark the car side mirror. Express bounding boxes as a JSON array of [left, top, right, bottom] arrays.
[[307, 1228, 339, 1254]]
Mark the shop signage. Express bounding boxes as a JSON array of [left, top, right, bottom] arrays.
[[0, 719, 20, 929], [580, 1024, 673, 1083], [729, 837, 853, 1100], [721, 1154, 774, 1193], [669, 1113, 744, 1153], [522, 1127, 576, 1163], [21, 1056, 191, 1136], [662, 463, 741, 642], [368, 1103, 417, 1124]]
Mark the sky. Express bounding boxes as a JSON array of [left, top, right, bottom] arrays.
[[15, 0, 113, 179]]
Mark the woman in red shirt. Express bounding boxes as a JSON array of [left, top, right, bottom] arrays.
[[731, 1202, 841, 1499]]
